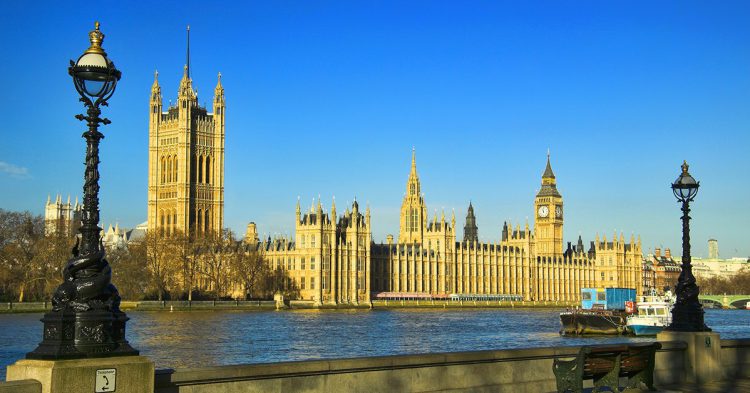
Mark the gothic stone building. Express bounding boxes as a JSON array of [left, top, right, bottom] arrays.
[[246, 152, 643, 305], [147, 65, 225, 236]]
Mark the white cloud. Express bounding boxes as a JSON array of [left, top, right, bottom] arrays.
[[0, 161, 30, 178]]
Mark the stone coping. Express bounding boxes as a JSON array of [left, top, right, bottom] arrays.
[[154, 341, 687, 388], [0, 380, 41, 393], [719, 338, 750, 348]]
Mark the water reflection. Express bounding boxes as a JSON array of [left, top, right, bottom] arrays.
[[1, 308, 747, 380]]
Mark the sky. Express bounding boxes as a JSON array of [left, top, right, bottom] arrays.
[[0, 1, 748, 258]]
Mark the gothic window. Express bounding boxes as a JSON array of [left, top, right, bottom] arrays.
[[197, 209, 202, 235], [322, 276, 327, 290], [204, 209, 210, 234], [205, 156, 211, 185], [310, 257, 316, 270], [410, 183, 415, 195], [301, 235, 305, 247], [160, 156, 166, 184], [172, 209, 177, 234], [166, 214, 171, 236], [173, 156, 178, 183], [198, 156, 204, 184], [287, 257, 292, 271]]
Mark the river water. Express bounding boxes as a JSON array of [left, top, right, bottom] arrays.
[[1, 308, 748, 380]]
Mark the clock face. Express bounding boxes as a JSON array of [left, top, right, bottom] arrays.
[[538, 206, 549, 218], [555, 206, 562, 218]]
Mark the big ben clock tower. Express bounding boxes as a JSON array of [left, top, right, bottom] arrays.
[[534, 152, 564, 257]]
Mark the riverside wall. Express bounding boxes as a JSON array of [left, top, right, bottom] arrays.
[[0, 299, 576, 313], [4, 339, 749, 392]]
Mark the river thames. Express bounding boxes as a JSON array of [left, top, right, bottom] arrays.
[[1, 308, 748, 380]]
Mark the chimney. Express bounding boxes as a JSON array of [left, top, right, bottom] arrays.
[[665, 248, 671, 259], [655, 248, 661, 258]]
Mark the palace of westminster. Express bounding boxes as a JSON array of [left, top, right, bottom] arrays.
[[46, 52, 645, 305]]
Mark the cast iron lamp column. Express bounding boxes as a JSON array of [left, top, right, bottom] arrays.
[[665, 161, 711, 332], [27, 22, 137, 359]]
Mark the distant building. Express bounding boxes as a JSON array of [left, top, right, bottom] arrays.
[[244, 152, 644, 304], [651, 248, 681, 294], [687, 239, 750, 280], [641, 258, 656, 295], [708, 238, 719, 259], [44, 194, 81, 236]]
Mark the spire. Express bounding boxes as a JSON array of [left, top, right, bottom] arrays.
[[295, 196, 301, 220], [411, 147, 416, 174], [537, 151, 560, 197], [152, 70, 160, 91], [186, 25, 190, 79], [47, 194, 50, 204], [331, 196, 337, 218], [543, 150, 555, 179]]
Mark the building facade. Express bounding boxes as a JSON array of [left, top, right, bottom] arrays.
[[44, 194, 82, 236], [245, 152, 643, 304], [146, 64, 225, 237]]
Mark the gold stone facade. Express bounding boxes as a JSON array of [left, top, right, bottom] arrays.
[[147, 67, 225, 236], [247, 151, 643, 304]]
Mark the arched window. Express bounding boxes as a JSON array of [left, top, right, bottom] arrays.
[[205, 156, 211, 185], [168, 156, 174, 183], [166, 213, 171, 236], [173, 209, 177, 234], [159, 210, 164, 235], [197, 209, 202, 235], [205, 209, 210, 234], [410, 183, 415, 195], [198, 156, 204, 184], [160, 156, 166, 184], [173, 156, 178, 183]]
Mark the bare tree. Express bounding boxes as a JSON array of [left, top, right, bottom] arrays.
[[228, 243, 268, 299], [143, 231, 178, 300]]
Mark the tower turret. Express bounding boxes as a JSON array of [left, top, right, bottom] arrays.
[[463, 201, 478, 243]]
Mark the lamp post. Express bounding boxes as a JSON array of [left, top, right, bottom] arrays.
[[665, 161, 711, 332], [27, 22, 137, 359]]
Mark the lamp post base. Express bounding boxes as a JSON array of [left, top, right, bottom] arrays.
[[666, 301, 711, 332], [26, 309, 138, 360]]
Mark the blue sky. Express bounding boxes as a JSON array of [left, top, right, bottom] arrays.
[[0, 1, 748, 257]]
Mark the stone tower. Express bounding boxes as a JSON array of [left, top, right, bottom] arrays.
[[44, 194, 82, 236], [147, 28, 225, 237], [398, 149, 427, 244], [708, 238, 719, 259], [463, 202, 478, 243], [534, 152, 564, 256]]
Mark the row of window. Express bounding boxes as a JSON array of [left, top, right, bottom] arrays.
[[157, 208, 213, 235], [159, 155, 216, 185]]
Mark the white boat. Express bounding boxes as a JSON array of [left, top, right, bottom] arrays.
[[626, 294, 675, 336]]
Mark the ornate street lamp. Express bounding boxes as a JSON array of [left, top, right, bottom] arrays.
[[27, 22, 137, 359], [665, 161, 711, 332]]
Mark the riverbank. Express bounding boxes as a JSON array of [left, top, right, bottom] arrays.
[[0, 299, 577, 313]]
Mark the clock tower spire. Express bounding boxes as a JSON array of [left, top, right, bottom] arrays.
[[534, 152, 564, 256]]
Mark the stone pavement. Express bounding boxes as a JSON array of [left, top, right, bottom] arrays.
[[654, 377, 750, 393]]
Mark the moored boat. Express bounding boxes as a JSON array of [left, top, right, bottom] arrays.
[[626, 293, 675, 336], [559, 288, 636, 336]]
